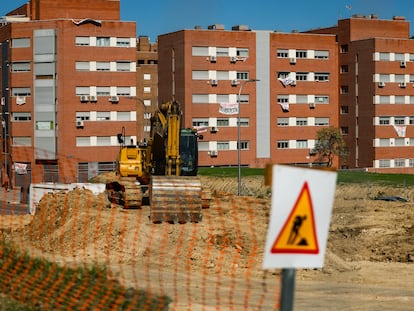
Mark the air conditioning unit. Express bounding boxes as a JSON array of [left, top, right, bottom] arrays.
[[399, 82, 407, 88], [231, 79, 239, 86], [230, 56, 237, 63], [89, 95, 97, 102], [210, 79, 218, 86], [76, 120, 84, 128], [309, 102, 315, 109], [210, 126, 218, 133], [80, 95, 89, 102], [378, 81, 385, 88], [309, 148, 317, 156], [210, 55, 217, 63], [210, 150, 218, 157], [290, 58, 296, 64], [109, 95, 119, 103], [400, 60, 407, 68]]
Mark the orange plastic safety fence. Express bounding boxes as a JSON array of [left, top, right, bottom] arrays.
[[0, 159, 280, 310]]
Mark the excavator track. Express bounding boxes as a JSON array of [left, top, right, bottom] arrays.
[[150, 176, 203, 223]]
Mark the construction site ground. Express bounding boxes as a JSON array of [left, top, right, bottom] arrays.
[[1, 175, 413, 310]]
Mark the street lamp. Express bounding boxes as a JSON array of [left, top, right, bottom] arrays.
[[237, 78, 260, 196]]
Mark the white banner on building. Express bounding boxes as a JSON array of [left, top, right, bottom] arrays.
[[219, 102, 238, 115], [13, 163, 28, 175], [393, 125, 406, 137], [278, 74, 295, 87]]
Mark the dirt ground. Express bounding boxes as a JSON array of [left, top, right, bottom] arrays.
[[1, 175, 414, 310]]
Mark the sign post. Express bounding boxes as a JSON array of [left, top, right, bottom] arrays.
[[263, 164, 337, 310]]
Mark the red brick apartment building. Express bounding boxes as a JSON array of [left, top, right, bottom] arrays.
[[0, 0, 137, 190], [158, 25, 339, 168], [136, 36, 158, 143], [308, 15, 414, 173], [159, 16, 414, 173]]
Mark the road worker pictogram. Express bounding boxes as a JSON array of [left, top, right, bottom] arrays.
[[271, 182, 319, 254]]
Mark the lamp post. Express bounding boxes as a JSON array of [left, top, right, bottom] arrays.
[[237, 78, 259, 196]]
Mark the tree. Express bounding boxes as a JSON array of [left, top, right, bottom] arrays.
[[313, 126, 347, 167]]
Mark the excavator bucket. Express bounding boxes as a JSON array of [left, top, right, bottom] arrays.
[[150, 176, 203, 223]]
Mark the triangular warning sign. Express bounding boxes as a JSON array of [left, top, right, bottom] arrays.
[[271, 182, 319, 254]]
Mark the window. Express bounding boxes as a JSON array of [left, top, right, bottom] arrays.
[[11, 62, 30, 72], [296, 140, 308, 148], [277, 49, 289, 58], [395, 74, 405, 83], [216, 47, 229, 56], [143, 73, 151, 80], [410, 117, 414, 125], [96, 62, 110, 71], [75, 36, 90, 46], [76, 112, 90, 121], [340, 65, 348, 73], [217, 71, 229, 80], [192, 70, 209, 80], [340, 45, 348, 53], [236, 72, 249, 80], [315, 96, 329, 104], [12, 38, 30, 48], [117, 112, 131, 121], [379, 117, 390, 125], [217, 118, 229, 126], [379, 139, 390, 146], [96, 37, 110, 46], [12, 137, 31, 146], [340, 86, 349, 94], [296, 118, 307, 126], [96, 87, 110, 96], [116, 38, 130, 47], [379, 159, 390, 168], [143, 87, 151, 93], [192, 46, 209, 56], [277, 118, 289, 126], [76, 87, 90, 96], [96, 136, 111, 146], [217, 94, 230, 103], [314, 72, 330, 82], [379, 53, 390, 61], [96, 112, 110, 121], [379, 96, 390, 104], [239, 118, 249, 127], [144, 100, 151, 107], [394, 53, 405, 61], [296, 72, 308, 81], [192, 94, 209, 104], [277, 140, 289, 149], [314, 50, 329, 59], [340, 106, 349, 114], [395, 96, 405, 104], [277, 95, 289, 103], [116, 62, 131, 72], [76, 61, 89, 71], [238, 94, 249, 103], [12, 112, 31, 121], [117, 87, 131, 96], [296, 95, 308, 104], [236, 48, 249, 57], [296, 50, 307, 58], [340, 126, 349, 135], [239, 141, 249, 150], [277, 72, 290, 79], [379, 74, 390, 82], [409, 158, 414, 167], [395, 138, 405, 146], [394, 159, 405, 167], [315, 118, 329, 126], [394, 116, 405, 125], [192, 118, 209, 127], [217, 142, 229, 150], [36, 121, 54, 130], [12, 87, 31, 96], [76, 137, 90, 147]]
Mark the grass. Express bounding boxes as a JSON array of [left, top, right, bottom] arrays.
[[198, 166, 414, 186], [0, 239, 171, 311]]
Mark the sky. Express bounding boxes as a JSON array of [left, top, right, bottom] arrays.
[[2, 0, 414, 41]]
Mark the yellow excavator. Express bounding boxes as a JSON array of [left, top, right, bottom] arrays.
[[105, 100, 207, 223]]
